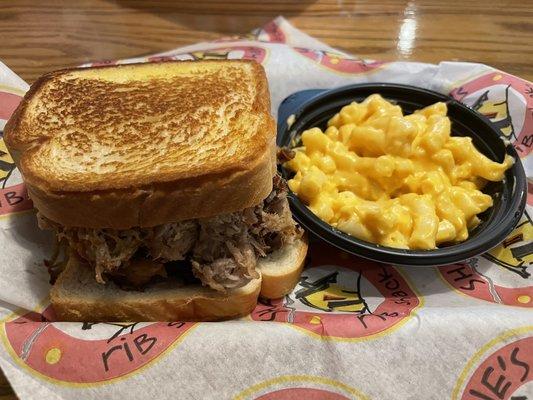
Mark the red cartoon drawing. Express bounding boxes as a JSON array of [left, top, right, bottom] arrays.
[[293, 48, 385, 75], [0, 182, 32, 216], [252, 242, 422, 340], [87, 46, 267, 69], [0, 90, 22, 121], [147, 46, 267, 65], [439, 210, 532, 308], [235, 375, 368, 400], [215, 20, 286, 43], [0, 90, 22, 188], [2, 307, 196, 384], [453, 329, 533, 400], [255, 388, 351, 400], [450, 71, 533, 158], [0, 90, 33, 216]]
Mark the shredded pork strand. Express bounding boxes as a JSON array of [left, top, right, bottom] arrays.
[[38, 175, 302, 291], [145, 221, 198, 262], [248, 174, 302, 252], [49, 221, 197, 284], [191, 213, 260, 291], [57, 227, 143, 283]]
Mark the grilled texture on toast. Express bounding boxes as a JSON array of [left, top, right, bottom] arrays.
[[6, 61, 272, 191], [5, 61, 276, 228]]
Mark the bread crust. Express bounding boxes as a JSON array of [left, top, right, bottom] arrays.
[[258, 237, 308, 299], [4, 60, 276, 228], [26, 140, 275, 228], [51, 278, 262, 323]]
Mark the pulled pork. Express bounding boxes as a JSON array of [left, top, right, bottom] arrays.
[[190, 175, 301, 291], [192, 213, 259, 291], [40, 175, 302, 291], [145, 221, 198, 262], [58, 227, 143, 284], [248, 174, 301, 253], [51, 220, 197, 284], [112, 259, 168, 289]]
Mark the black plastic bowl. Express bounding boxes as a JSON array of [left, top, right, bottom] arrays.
[[277, 83, 527, 267]]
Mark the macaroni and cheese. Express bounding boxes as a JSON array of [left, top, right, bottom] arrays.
[[285, 94, 514, 250]]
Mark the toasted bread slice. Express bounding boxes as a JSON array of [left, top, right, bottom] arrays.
[[258, 237, 308, 299], [50, 238, 307, 322], [5, 61, 275, 229]]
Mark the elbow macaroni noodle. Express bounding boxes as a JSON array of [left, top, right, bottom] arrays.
[[285, 94, 514, 250]]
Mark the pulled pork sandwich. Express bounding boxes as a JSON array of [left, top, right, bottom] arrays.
[[4, 60, 307, 321]]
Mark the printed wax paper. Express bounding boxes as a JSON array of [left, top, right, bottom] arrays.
[[0, 17, 531, 400]]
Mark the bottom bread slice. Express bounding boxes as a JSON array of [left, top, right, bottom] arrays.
[[258, 237, 308, 299], [51, 237, 308, 322], [50, 255, 262, 322]]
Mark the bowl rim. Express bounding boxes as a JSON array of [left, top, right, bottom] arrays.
[[277, 83, 528, 267]]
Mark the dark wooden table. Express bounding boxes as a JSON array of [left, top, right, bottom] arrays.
[[0, 1, 531, 398], [1, 0, 532, 84]]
